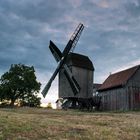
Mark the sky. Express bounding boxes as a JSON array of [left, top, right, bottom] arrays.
[[0, 0, 140, 107]]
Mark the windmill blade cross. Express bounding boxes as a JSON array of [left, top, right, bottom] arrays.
[[49, 40, 80, 95], [42, 23, 84, 97]]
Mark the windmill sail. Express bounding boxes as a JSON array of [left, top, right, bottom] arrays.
[[49, 40, 80, 95], [42, 23, 84, 97], [49, 40, 62, 62]]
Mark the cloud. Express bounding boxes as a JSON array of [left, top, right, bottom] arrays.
[[67, 0, 82, 8], [125, 0, 140, 17], [96, 0, 110, 8]]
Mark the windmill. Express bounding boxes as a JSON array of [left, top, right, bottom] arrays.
[[42, 23, 84, 97]]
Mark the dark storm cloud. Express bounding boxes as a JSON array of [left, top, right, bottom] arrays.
[[125, 0, 140, 17], [0, 0, 88, 76], [11, 1, 67, 23], [0, 0, 60, 74]]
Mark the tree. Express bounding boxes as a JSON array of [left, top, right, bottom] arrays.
[[0, 83, 6, 102], [0, 64, 41, 106], [20, 94, 41, 107], [0, 85, 2, 101]]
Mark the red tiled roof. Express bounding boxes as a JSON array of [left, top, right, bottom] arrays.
[[98, 65, 140, 91]]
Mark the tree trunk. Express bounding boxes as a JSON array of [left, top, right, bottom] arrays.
[[10, 99, 15, 106]]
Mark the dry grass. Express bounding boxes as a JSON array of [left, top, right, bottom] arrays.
[[0, 108, 140, 140]]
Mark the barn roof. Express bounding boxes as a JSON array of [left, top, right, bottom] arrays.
[[93, 83, 102, 90], [98, 65, 140, 91], [67, 53, 94, 70]]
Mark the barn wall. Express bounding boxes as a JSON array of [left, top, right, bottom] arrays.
[[127, 68, 140, 110], [59, 66, 93, 98], [99, 88, 129, 111]]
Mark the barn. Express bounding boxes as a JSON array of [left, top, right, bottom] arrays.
[[59, 53, 94, 108], [98, 65, 140, 111]]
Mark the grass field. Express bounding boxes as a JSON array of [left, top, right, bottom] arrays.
[[0, 108, 140, 140]]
